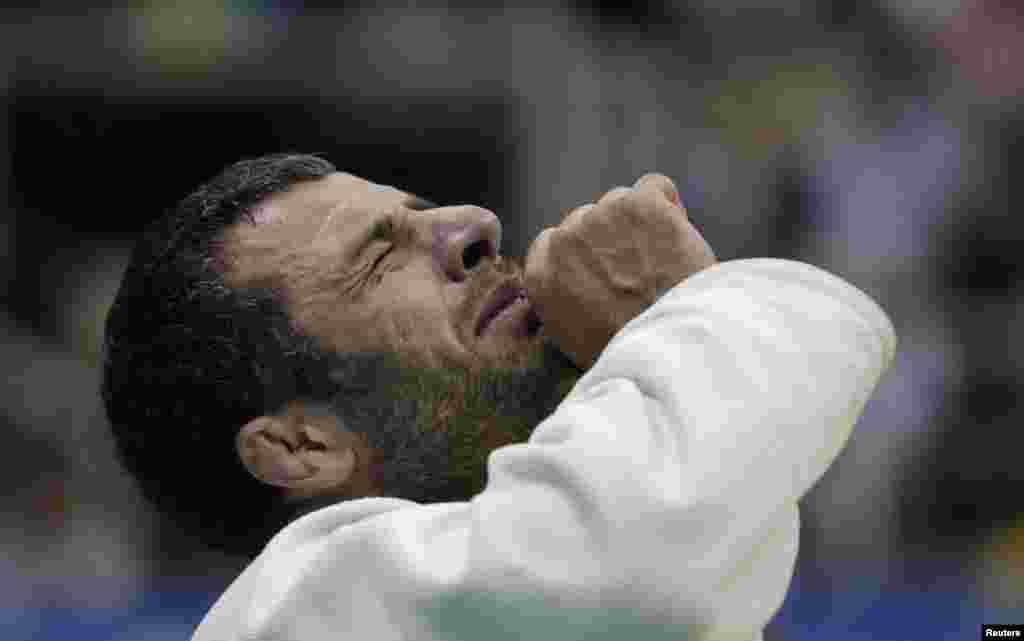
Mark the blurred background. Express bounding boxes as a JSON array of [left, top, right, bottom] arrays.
[[1, 1, 1020, 639]]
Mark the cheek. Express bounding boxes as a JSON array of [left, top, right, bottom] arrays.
[[384, 303, 460, 369], [388, 306, 441, 347], [286, 287, 380, 355], [380, 275, 450, 331]]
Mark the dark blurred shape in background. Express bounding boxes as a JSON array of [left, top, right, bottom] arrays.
[[1, 2, 1019, 639]]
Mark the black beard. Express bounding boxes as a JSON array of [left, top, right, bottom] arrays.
[[303, 333, 582, 507]]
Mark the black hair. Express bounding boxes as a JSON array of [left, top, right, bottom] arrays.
[[101, 153, 342, 558]]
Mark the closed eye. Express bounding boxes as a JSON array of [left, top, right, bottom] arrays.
[[370, 246, 393, 273], [367, 216, 400, 273], [368, 217, 396, 242]]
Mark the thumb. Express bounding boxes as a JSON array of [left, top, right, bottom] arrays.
[[523, 226, 556, 302]]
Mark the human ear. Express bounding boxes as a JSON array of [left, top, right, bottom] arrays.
[[235, 411, 357, 500]]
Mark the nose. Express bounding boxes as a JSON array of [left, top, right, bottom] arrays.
[[431, 206, 502, 282]]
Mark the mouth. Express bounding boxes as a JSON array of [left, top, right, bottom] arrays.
[[475, 281, 540, 337]]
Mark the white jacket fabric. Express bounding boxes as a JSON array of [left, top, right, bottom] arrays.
[[192, 258, 897, 641]]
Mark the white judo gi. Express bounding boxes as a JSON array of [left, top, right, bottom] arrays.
[[192, 258, 897, 641]]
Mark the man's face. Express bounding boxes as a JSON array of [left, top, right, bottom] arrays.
[[222, 172, 581, 502], [223, 172, 546, 372]]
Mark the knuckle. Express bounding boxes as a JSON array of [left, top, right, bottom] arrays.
[[635, 172, 679, 205], [598, 186, 631, 205], [525, 229, 550, 276], [540, 227, 562, 257], [528, 228, 561, 272], [635, 172, 666, 187], [562, 203, 593, 230], [608, 189, 646, 217], [632, 186, 664, 210]]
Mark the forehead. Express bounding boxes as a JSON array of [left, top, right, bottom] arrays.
[[221, 171, 407, 288], [251, 171, 404, 224]]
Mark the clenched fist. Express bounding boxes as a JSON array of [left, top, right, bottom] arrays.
[[524, 173, 717, 370]]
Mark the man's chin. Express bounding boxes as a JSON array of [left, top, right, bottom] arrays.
[[497, 334, 553, 372]]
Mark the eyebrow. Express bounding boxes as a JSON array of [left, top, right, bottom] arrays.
[[404, 194, 439, 210]]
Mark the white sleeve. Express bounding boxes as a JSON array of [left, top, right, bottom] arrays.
[[460, 258, 896, 634], [565, 256, 897, 520], [192, 258, 896, 641]]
